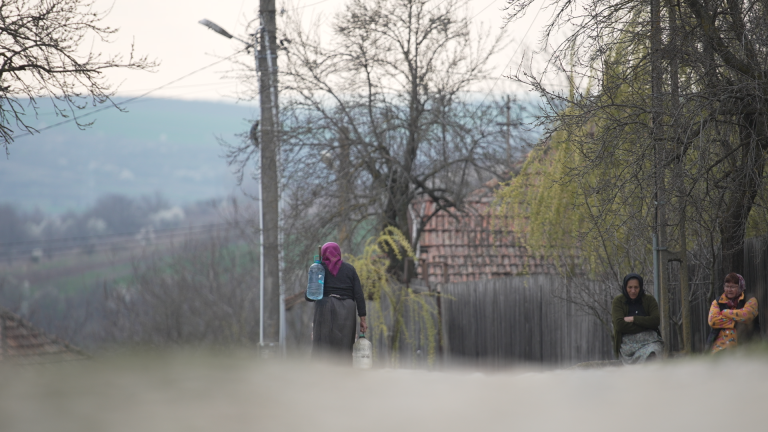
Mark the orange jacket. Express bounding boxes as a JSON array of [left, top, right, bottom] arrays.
[[708, 293, 758, 353]]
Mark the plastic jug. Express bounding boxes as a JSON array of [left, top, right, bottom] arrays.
[[352, 333, 373, 369], [306, 255, 324, 301]]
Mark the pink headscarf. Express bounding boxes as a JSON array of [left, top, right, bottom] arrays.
[[321, 242, 343, 276], [725, 273, 746, 309], [736, 273, 746, 292]]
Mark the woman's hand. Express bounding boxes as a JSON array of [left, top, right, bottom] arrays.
[[624, 316, 634, 323], [359, 316, 368, 334]]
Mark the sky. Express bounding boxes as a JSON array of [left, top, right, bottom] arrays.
[[2, 0, 555, 214], [94, 0, 552, 103]]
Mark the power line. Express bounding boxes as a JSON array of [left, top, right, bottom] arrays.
[[29, 82, 241, 119], [0, 222, 233, 247], [428, 0, 452, 14], [235, 0, 246, 28], [118, 80, 241, 94], [462, 0, 544, 143], [476, 1, 544, 109], [469, 0, 498, 21], [0, 223, 251, 258], [14, 49, 248, 140], [289, 0, 333, 11], [286, 0, 452, 14]]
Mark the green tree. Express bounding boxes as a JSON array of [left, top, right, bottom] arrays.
[[498, 0, 768, 351], [346, 227, 439, 366]]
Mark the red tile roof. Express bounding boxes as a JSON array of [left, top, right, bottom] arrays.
[[0, 308, 88, 364], [414, 180, 554, 285]]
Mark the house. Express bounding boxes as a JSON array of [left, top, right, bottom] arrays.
[[414, 179, 554, 286], [0, 308, 88, 364]]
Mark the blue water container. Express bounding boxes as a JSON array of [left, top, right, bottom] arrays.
[[306, 255, 325, 300]]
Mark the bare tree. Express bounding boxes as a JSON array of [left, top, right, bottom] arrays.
[[239, 0, 534, 280], [103, 225, 261, 347], [0, 0, 155, 153]]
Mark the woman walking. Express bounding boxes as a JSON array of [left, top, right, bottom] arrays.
[[307, 242, 367, 359], [707, 273, 759, 353], [611, 273, 663, 364]]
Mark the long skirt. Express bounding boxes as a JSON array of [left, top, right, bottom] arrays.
[[619, 330, 663, 365], [312, 296, 357, 360]]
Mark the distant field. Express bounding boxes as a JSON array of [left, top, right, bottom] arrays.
[[2, 249, 134, 293], [0, 225, 252, 296]]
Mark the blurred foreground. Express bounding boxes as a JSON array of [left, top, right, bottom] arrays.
[[1, 348, 766, 432]]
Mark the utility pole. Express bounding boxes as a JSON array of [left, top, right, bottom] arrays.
[[258, 0, 281, 353], [667, 0, 691, 354], [199, 2, 282, 354], [337, 127, 352, 250], [650, 0, 671, 357], [496, 95, 514, 161]]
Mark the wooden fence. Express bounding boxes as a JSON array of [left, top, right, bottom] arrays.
[[663, 235, 768, 352], [365, 286, 440, 368], [441, 236, 768, 363], [287, 236, 768, 364], [441, 274, 614, 366], [745, 236, 768, 340]]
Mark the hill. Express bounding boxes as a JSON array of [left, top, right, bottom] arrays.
[[1, 98, 257, 213]]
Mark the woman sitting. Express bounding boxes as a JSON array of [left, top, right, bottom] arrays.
[[707, 273, 759, 353], [611, 273, 663, 364], [307, 242, 367, 360]]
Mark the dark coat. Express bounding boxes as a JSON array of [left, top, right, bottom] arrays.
[[611, 274, 661, 358], [305, 261, 367, 317]]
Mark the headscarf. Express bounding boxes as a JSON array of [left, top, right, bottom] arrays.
[[622, 273, 645, 303], [736, 273, 746, 292], [321, 242, 343, 276], [725, 273, 746, 309]]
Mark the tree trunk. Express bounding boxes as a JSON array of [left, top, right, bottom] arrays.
[[719, 115, 766, 277]]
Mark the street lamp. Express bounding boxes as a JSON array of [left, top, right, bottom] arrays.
[[198, 19, 247, 44], [199, 14, 283, 353]]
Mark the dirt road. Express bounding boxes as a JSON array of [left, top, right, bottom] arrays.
[[0, 350, 764, 431]]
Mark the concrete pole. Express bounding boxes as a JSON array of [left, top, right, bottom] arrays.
[[651, 0, 671, 357], [253, 123, 265, 346], [666, 0, 691, 354], [505, 95, 511, 157], [495, 95, 513, 161], [653, 233, 660, 300], [257, 0, 281, 351], [197, 13, 280, 351]]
